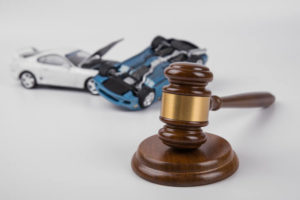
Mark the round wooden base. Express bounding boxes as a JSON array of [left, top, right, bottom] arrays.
[[131, 133, 238, 186]]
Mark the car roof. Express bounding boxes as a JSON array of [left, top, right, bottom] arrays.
[[35, 48, 84, 58]]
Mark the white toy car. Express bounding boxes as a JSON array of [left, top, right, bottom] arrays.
[[11, 40, 121, 95]]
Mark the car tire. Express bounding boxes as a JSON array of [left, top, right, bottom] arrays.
[[151, 36, 167, 49], [170, 39, 198, 51], [138, 87, 156, 108], [19, 71, 37, 89], [85, 77, 99, 95]]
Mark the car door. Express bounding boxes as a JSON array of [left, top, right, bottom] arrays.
[[37, 54, 74, 87], [66, 66, 97, 88]]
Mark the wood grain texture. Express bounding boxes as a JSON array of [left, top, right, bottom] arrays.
[[159, 62, 213, 149], [132, 62, 275, 186], [131, 63, 239, 186], [210, 92, 275, 110], [132, 134, 239, 187]]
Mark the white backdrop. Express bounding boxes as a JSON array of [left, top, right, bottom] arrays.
[[0, 0, 299, 199]]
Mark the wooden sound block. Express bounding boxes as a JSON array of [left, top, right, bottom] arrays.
[[132, 133, 239, 187]]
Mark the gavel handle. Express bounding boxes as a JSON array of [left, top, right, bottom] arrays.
[[210, 92, 275, 111]]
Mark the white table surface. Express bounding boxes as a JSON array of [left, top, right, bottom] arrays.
[[0, 0, 299, 199]]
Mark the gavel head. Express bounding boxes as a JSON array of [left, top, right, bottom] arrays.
[[159, 62, 213, 150]]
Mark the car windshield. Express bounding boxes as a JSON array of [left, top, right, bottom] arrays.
[[65, 50, 90, 66]]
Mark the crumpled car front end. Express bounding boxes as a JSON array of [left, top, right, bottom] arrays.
[[94, 75, 141, 110]]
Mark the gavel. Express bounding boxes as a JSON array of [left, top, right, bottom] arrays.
[[132, 62, 275, 187]]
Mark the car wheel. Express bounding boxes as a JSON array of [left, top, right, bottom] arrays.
[[86, 78, 99, 95], [151, 36, 167, 49], [20, 71, 36, 89], [138, 87, 156, 108]]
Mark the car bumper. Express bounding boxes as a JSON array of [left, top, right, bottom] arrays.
[[94, 75, 141, 110], [10, 62, 20, 79]]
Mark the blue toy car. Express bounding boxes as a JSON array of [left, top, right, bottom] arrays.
[[93, 36, 208, 110]]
